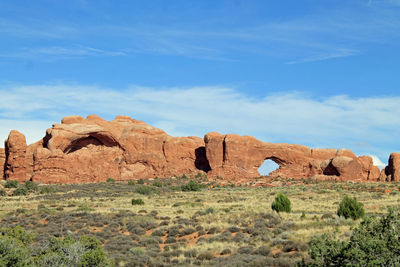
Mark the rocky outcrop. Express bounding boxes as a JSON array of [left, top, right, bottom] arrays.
[[1, 115, 385, 183], [4, 130, 27, 182], [29, 115, 209, 183], [204, 133, 380, 181], [0, 148, 5, 178], [380, 153, 400, 182]]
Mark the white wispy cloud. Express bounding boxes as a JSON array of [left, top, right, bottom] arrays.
[[2, 2, 400, 63], [0, 84, 398, 166], [0, 45, 127, 60]]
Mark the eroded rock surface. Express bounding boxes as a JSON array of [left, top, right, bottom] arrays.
[[0, 148, 5, 178], [204, 133, 380, 181], [4, 130, 27, 182], [1, 115, 387, 183], [380, 153, 400, 182]]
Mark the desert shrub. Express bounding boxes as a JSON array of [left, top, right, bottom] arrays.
[[106, 178, 115, 183], [237, 246, 254, 254], [152, 181, 162, 187], [204, 207, 215, 214], [180, 227, 196, 236], [167, 226, 180, 237], [228, 226, 240, 233], [13, 186, 28, 196], [24, 181, 39, 192], [4, 180, 18, 189], [220, 248, 231, 255], [0, 237, 31, 266], [165, 237, 176, 244], [127, 180, 135, 186], [131, 198, 145, 205], [184, 249, 198, 258], [300, 211, 306, 220], [254, 246, 270, 256], [135, 185, 155, 195], [181, 180, 202, 192], [303, 209, 400, 266], [39, 186, 54, 194], [197, 252, 215, 260], [337, 195, 365, 220], [271, 192, 291, 213], [137, 179, 145, 185], [0, 190, 6, 196]]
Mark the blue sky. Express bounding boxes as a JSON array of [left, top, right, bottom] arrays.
[[1, 0, 400, 169]]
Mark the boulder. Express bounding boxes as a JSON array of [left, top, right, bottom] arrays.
[[4, 130, 28, 182]]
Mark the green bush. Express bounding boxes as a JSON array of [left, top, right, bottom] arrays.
[[152, 181, 162, 187], [39, 186, 54, 194], [4, 180, 18, 189], [181, 180, 202, 192], [127, 180, 135, 186], [106, 178, 115, 183], [0, 190, 6, 197], [137, 179, 145, 185], [271, 192, 291, 213], [337, 195, 365, 220], [132, 198, 145, 205], [0, 226, 34, 266], [135, 185, 155, 195], [303, 208, 400, 266], [0, 226, 113, 266], [24, 181, 39, 192], [13, 186, 28, 196]]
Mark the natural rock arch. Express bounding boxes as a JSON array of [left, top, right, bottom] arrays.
[[258, 158, 281, 176], [64, 133, 121, 154]]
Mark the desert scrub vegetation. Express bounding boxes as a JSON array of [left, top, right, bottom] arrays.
[[1, 178, 400, 266], [0, 225, 113, 266], [301, 208, 400, 266], [337, 195, 365, 220], [271, 192, 291, 213]]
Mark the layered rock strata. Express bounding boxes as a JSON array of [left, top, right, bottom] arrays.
[[0, 115, 387, 183]]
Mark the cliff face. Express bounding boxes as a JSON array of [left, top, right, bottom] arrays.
[[0, 115, 387, 184], [0, 148, 5, 178]]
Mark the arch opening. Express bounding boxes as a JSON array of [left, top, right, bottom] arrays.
[[258, 158, 280, 176], [64, 134, 120, 154]]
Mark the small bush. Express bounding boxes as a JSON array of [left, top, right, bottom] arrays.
[[24, 181, 39, 192], [106, 178, 115, 183], [152, 181, 162, 187], [131, 198, 145, 205], [4, 180, 19, 189], [0, 190, 7, 196], [135, 185, 155, 195], [300, 211, 306, 219], [181, 180, 202, 192], [13, 186, 28, 196], [337, 195, 365, 220], [271, 192, 291, 213], [39, 186, 53, 194], [137, 179, 145, 185]]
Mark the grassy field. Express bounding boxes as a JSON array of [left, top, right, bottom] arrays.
[[1, 176, 399, 266]]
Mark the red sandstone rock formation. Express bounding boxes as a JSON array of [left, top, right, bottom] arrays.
[[4, 130, 28, 182], [203, 132, 380, 181], [0, 148, 5, 177], [0, 115, 386, 183], [380, 153, 400, 182], [30, 115, 209, 183]]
